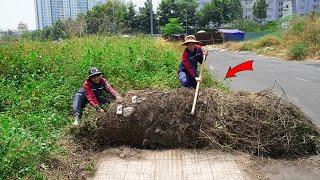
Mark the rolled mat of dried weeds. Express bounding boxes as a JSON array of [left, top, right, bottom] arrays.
[[74, 88, 320, 157]]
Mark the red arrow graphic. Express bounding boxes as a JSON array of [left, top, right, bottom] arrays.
[[225, 60, 254, 78]]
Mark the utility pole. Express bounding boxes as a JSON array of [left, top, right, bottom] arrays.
[[150, 0, 154, 35], [184, 9, 187, 35], [113, 0, 115, 34]]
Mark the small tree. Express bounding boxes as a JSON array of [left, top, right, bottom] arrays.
[[49, 20, 68, 40], [161, 18, 184, 36], [253, 0, 268, 24]]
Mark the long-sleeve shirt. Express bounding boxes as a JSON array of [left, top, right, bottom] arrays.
[[82, 78, 118, 107], [180, 45, 204, 78]]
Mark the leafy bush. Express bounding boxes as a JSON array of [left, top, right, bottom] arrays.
[[256, 35, 281, 48], [161, 18, 184, 37], [288, 42, 308, 60], [288, 17, 307, 35], [239, 42, 254, 51], [261, 21, 279, 32]]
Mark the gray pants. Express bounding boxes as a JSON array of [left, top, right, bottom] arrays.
[[72, 88, 108, 116]]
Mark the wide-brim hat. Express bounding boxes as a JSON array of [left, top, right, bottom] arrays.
[[87, 67, 104, 79], [182, 35, 202, 46]]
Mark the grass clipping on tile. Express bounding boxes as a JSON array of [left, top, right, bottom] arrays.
[[73, 88, 320, 158]]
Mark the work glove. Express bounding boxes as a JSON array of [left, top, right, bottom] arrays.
[[95, 105, 105, 113], [203, 49, 208, 57], [116, 95, 123, 103], [195, 77, 202, 83]]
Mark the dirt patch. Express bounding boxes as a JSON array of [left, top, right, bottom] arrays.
[[74, 88, 319, 158], [41, 134, 99, 179], [254, 155, 320, 180]]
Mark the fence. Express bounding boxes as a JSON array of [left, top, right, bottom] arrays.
[[244, 31, 272, 41]]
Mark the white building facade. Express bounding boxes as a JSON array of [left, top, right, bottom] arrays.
[[241, 0, 256, 19], [17, 22, 29, 35], [241, 0, 320, 21], [196, 0, 210, 11], [35, 0, 107, 29]]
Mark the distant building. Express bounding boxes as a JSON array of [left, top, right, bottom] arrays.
[[17, 22, 28, 35], [196, 0, 210, 11], [294, 0, 320, 16], [241, 0, 320, 21], [34, 0, 108, 29], [266, 0, 276, 20], [241, 0, 256, 19], [94, 0, 107, 6], [0, 30, 18, 38], [283, 0, 293, 17]]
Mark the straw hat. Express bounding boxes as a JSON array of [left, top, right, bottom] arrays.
[[182, 35, 202, 45]]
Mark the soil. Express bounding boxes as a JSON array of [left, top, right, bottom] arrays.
[[76, 88, 319, 157]]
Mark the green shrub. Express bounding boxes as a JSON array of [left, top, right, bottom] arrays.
[[256, 35, 281, 48], [288, 17, 307, 35], [239, 42, 254, 51], [288, 42, 308, 60], [161, 18, 184, 37]]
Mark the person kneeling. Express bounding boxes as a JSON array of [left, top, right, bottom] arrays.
[[72, 67, 122, 125]]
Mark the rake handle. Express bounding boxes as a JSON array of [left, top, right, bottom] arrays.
[[191, 54, 207, 115]]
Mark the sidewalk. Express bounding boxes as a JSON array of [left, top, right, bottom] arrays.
[[93, 149, 249, 180]]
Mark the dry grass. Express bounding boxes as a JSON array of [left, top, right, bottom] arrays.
[[221, 15, 320, 60], [74, 88, 319, 158]]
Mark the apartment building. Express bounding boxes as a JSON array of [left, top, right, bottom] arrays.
[[17, 22, 29, 34], [241, 0, 320, 21], [196, 0, 210, 11], [35, 0, 107, 29], [241, 0, 256, 19]]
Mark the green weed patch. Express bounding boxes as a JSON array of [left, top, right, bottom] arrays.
[[0, 36, 219, 178]]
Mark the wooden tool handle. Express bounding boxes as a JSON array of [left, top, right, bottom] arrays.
[[191, 54, 206, 115]]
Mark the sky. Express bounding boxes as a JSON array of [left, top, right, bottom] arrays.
[[0, 0, 160, 31]]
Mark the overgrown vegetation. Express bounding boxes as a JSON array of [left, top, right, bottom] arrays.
[[9, 0, 246, 41], [0, 36, 220, 179], [161, 18, 184, 36], [222, 14, 320, 60], [224, 19, 279, 32]]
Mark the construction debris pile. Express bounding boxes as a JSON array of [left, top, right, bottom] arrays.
[[75, 88, 320, 157]]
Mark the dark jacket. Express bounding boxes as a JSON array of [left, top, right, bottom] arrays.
[[178, 45, 204, 78], [82, 78, 118, 107]]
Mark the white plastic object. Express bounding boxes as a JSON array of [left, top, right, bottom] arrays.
[[116, 105, 123, 115], [123, 107, 134, 117], [132, 96, 138, 104]]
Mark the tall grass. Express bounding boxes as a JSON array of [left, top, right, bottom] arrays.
[[0, 36, 219, 179], [224, 15, 320, 60], [286, 15, 320, 60]]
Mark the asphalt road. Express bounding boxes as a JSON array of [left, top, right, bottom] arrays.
[[206, 49, 320, 128]]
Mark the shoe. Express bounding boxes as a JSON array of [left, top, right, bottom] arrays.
[[73, 114, 80, 126], [73, 119, 79, 126]]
